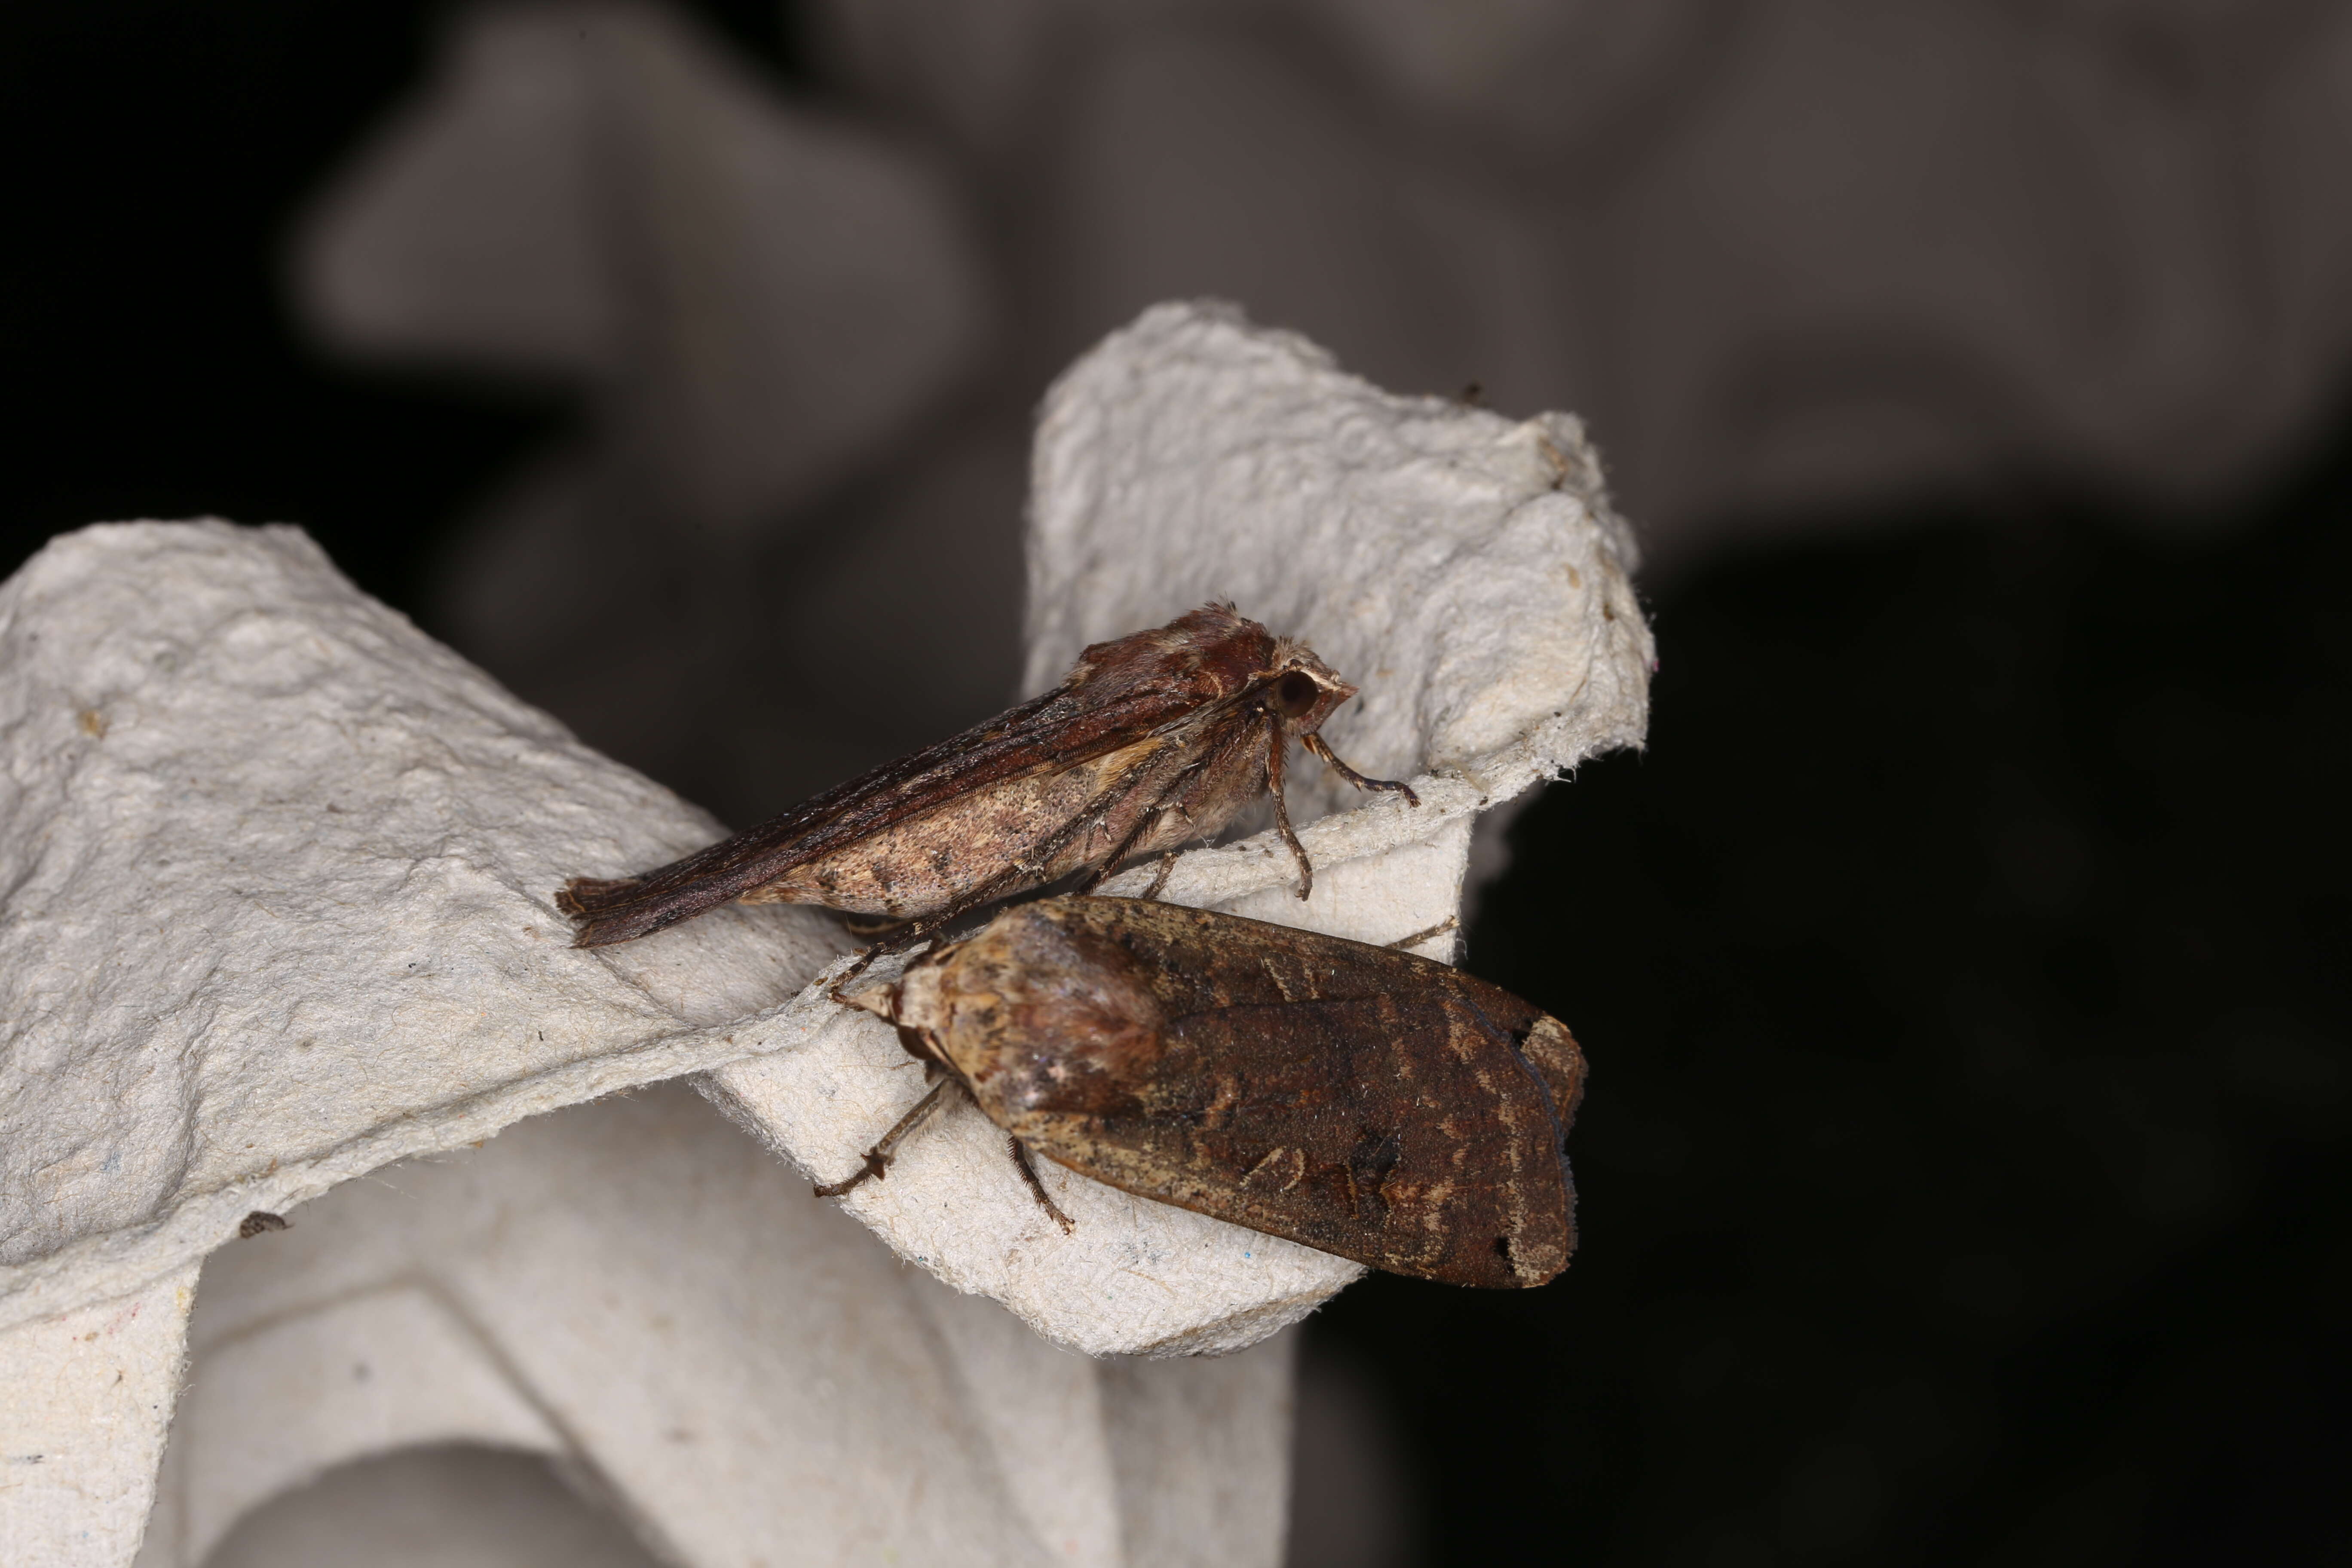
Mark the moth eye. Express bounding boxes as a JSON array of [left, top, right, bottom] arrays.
[[1272, 671, 1321, 718]]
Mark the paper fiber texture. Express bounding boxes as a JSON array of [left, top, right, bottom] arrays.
[[0, 304, 1650, 1343], [712, 301, 1653, 1351], [0, 520, 848, 1336], [138, 1084, 1292, 1568], [0, 521, 839, 1567], [0, 300, 1650, 1565], [0, 1265, 195, 1568]]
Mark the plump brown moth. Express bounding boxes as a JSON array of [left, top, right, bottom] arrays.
[[557, 604, 1416, 954], [833, 896, 1586, 1289]]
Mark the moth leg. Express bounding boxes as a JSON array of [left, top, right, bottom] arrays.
[[842, 913, 912, 939], [830, 884, 1003, 984], [830, 857, 1047, 986], [1007, 1137, 1075, 1234], [813, 1077, 958, 1197], [830, 942, 890, 987], [1385, 915, 1459, 953], [1079, 778, 1194, 895], [1139, 851, 1179, 900], [1302, 733, 1420, 807], [1085, 714, 1254, 898], [1266, 713, 1314, 899], [1080, 824, 1159, 893], [827, 888, 1005, 990]]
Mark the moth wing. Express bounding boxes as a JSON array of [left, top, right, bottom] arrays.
[[1002, 987, 1580, 1288], [558, 683, 1228, 946]]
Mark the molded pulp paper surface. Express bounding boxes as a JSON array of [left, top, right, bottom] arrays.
[[707, 301, 1654, 1352], [136, 1083, 1292, 1568], [0, 520, 849, 1332], [0, 300, 1651, 1566], [0, 1265, 195, 1568]]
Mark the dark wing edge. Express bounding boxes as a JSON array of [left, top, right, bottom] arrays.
[[558, 683, 1218, 946], [1020, 900, 1588, 1287], [1494, 1007, 1586, 1285], [1512, 1013, 1587, 1131]]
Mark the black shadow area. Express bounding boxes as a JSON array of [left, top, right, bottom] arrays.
[[1311, 423, 2352, 1568], [0, 0, 808, 611]]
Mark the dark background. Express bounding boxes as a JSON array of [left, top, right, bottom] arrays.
[[1372, 468, 2352, 1564], [5, 4, 2346, 1565]]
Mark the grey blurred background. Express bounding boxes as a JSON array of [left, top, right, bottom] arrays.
[[6, 3, 2349, 1564], [313, 0, 2352, 834], [21, 0, 2339, 833]]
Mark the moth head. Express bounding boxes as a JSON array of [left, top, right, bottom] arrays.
[[1259, 642, 1357, 735], [837, 975, 902, 1021], [839, 957, 954, 1065]]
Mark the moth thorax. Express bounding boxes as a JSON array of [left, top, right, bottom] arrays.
[[948, 914, 1170, 1115], [884, 959, 951, 1034]]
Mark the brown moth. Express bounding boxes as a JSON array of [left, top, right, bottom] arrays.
[[557, 604, 1415, 952], [833, 896, 1586, 1289]]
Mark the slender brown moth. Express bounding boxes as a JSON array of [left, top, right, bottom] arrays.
[[557, 604, 1415, 955], [832, 896, 1585, 1289]]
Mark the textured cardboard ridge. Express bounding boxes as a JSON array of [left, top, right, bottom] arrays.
[[0, 300, 1652, 1566]]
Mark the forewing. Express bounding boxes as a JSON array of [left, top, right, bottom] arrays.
[[561, 680, 1234, 946], [1001, 968, 1579, 1287]]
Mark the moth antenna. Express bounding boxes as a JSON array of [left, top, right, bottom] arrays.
[[1267, 713, 1314, 899], [810, 1150, 889, 1198], [1008, 1137, 1075, 1234], [827, 924, 947, 1001], [830, 945, 884, 989], [813, 1077, 958, 1197], [1385, 916, 1460, 953], [1301, 733, 1420, 807]]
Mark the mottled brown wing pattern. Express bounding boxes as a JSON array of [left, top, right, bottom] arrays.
[[559, 690, 1159, 943], [952, 898, 1585, 1287], [557, 607, 1278, 946], [1010, 992, 1576, 1286]]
